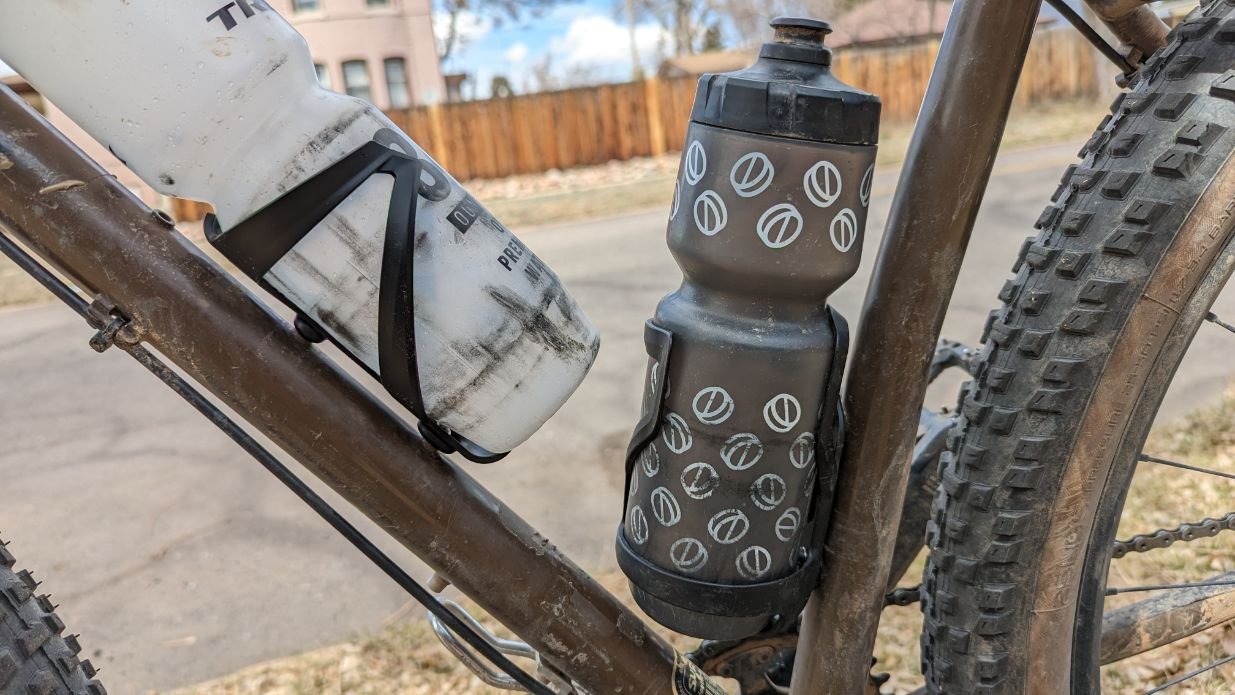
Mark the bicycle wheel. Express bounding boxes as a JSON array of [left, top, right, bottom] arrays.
[[921, 3, 1235, 692], [0, 535, 103, 695]]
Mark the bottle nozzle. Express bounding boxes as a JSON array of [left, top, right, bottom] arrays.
[[770, 17, 832, 49]]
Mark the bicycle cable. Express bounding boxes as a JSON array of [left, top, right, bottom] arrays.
[[1043, 0, 1138, 75], [0, 227, 556, 695]]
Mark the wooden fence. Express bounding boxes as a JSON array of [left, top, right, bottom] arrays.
[[173, 27, 1097, 221], [389, 26, 1097, 182]]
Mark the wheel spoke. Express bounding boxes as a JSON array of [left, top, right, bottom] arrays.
[[1108, 580, 1235, 597], [1139, 453, 1235, 481], [1207, 311, 1235, 336], [1144, 652, 1235, 694]]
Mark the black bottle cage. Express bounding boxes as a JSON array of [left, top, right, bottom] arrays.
[[616, 308, 849, 622], [204, 140, 507, 464]]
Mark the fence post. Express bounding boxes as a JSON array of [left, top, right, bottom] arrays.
[[427, 102, 448, 170], [645, 77, 667, 157]]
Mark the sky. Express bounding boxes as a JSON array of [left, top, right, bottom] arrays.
[[437, 1, 669, 98]]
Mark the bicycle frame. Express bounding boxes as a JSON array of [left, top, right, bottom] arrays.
[[0, 0, 1170, 693]]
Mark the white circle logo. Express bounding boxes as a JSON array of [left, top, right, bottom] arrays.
[[763, 394, 802, 433], [803, 463, 817, 499], [671, 179, 682, 219], [670, 537, 709, 573], [684, 141, 707, 186], [627, 506, 649, 545], [708, 509, 751, 545], [730, 152, 775, 198], [790, 432, 816, 469], [692, 386, 734, 425], [662, 412, 693, 454], [736, 546, 773, 580], [650, 486, 682, 527], [860, 164, 874, 208], [721, 433, 764, 471], [640, 444, 661, 478], [694, 191, 728, 237], [681, 462, 721, 500], [757, 203, 804, 250], [775, 507, 802, 542], [751, 473, 788, 511], [804, 160, 842, 208], [830, 208, 858, 253]]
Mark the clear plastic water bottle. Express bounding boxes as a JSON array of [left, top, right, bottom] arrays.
[[0, 1, 600, 456], [617, 18, 880, 639]]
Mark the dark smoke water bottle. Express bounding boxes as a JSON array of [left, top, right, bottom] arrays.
[[616, 18, 880, 640]]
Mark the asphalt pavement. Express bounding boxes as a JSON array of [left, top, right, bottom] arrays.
[[3, 138, 1234, 693]]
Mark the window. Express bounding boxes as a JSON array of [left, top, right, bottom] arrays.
[[342, 60, 372, 102], [292, 0, 319, 12], [313, 63, 331, 90], [367, 0, 390, 6], [384, 58, 410, 109]]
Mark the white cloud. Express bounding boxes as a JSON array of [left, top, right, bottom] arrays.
[[548, 14, 668, 76], [431, 9, 494, 60], [504, 42, 529, 64]]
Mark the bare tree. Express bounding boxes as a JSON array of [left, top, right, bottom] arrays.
[[436, 0, 560, 62]]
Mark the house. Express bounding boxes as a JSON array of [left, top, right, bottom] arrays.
[[828, 0, 955, 49], [658, 50, 756, 79], [269, 0, 445, 108]]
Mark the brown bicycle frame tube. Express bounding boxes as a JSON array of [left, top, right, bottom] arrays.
[[0, 88, 679, 694], [791, 1, 1045, 692]]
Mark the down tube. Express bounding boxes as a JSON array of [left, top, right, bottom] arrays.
[[0, 87, 678, 694], [791, 0, 1045, 693]]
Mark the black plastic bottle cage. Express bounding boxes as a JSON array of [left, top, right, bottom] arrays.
[[204, 140, 507, 463], [614, 310, 850, 625]]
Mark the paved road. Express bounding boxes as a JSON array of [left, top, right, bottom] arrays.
[[3, 138, 1234, 693]]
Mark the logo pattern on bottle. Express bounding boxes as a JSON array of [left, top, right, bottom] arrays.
[[790, 432, 816, 469], [671, 537, 709, 573], [662, 412, 693, 454], [628, 506, 650, 545], [751, 473, 788, 511], [757, 203, 804, 250], [708, 509, 750, 545], [736, 546, 773, 580], [684, 141, 708, 186], [763, 394, 802, 433], [860, 164, 875, 208], [692, 386, 735, 425], [831, 208, 859, 253], [775, 507, 802, 542], [721, 432, 764, 470], [681, 462, 721, 500], [693, 191, 728, 237], [651, 486, 682, 527], [730, 152, 775, 198], [804, 160, 842, 208], [641, 444, 661, 478]]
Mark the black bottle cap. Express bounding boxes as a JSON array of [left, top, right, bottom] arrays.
[[689, 16, 881, 145]]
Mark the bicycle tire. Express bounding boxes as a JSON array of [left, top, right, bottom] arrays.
[[0, 536, 104, 695], [921, 3, 1235, 692]]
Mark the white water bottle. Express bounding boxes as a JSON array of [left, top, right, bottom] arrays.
[[0, 0, 600, 455]]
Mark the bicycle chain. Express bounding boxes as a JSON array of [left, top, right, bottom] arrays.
[[1112, 511, 1235, 559]]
